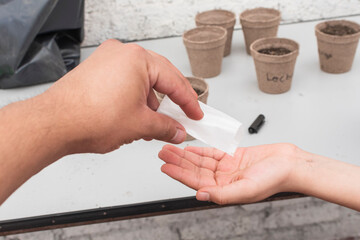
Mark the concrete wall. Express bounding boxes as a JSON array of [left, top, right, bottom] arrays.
[[83, 0, 360, 46]]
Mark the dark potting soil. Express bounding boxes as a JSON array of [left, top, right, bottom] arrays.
[[258, 47, 291, 55], [194, 88, 204, 96], [321, 24, 358, 36]]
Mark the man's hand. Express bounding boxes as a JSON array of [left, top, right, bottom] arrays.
[[44, 39, 203, 154], [0, 39, 203, 204]]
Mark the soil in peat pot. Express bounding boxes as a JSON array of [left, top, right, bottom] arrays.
[[193, 88, 204, 96], [321, 24, 358, 36], [258, 47, 291, 55]]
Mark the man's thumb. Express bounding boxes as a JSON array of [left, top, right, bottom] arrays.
[[142, 109, 186, 144]]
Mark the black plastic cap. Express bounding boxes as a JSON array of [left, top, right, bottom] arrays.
[[248, 114, 265, 134]]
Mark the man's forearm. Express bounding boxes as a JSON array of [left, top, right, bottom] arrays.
[[0, 94, 69, 204], [292, 149, 360, 211]]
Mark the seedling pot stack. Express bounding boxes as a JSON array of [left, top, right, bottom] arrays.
[[196, 9, 236, 57], [240, 8, 281, 55], [183, 26, 227, 78]]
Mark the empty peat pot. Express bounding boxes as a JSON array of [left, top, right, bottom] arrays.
[[196, 9, 236, 57], [315, 20, 360, 73], [183, 26, 227, 78], [155, 77, 209, 141], [250, 37, 299, 94], [240, 7, 281, 55]]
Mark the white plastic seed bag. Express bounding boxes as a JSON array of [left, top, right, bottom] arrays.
[[157, 96, 242, 155]]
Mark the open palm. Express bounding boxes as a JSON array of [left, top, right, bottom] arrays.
[[158, 143, 298, 205]]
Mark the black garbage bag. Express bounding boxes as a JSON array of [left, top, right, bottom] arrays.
[[0, 0, 84, 89]]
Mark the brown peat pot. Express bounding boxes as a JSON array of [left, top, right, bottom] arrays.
[[240, 8, 281, 55], [183, 26, 227, 78], [315, 20, 360, 73], [196, 9, 236, 57], [250, 37, 299, 94]]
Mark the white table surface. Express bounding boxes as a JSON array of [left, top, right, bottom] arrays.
[[1, 16, 360, 221]]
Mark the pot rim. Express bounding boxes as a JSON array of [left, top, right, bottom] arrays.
[[183, 26, 227, 46], [315, 20, 360, 42], [186, 76, 209, 98], [155, 76, 209, 101], [240, 7, 280, 24], [250, 37, 299, 62], [196, 9, 236, 27]]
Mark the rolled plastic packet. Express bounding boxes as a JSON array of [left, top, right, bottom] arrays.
[[157, 96, 242, 155]]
